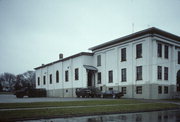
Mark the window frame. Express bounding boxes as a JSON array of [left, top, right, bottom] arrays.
[[164, 45, 169, 59], [136, 44, 142, 59], [108, 70, 113, 83], [121, 48, 126, 61], [164, 67, 168, 80], [121, 68, 127, 82], [43, 76, 46, 85], [178, 51, 180, 64], [97, 72, 101, 84], [37, 77, 40, 86], [158, 86, 162, 94], [136, 86, 142, 94], [158, 43, 162, 58], [157, 66, 162, 80], [164, 86, 168, 94], [49, 74, 52, 84], [136, 66, 142, 80], [65, 70, 69, 82], [97, 55, 101, 66], [121, 87, 126, 94], [75, 68, 79, 80], [56, 70, 59, 83]]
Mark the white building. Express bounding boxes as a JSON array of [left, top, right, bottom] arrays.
[[35, 27, 180, 99]]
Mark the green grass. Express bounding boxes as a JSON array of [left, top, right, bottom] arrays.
[[0, 99, 143, 109], [0, 103, 179, 121]]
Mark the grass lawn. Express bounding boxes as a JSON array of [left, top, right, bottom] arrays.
[[0, 100, 179, 121], [0, 99, 143, 109]]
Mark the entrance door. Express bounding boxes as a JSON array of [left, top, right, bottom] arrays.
[[87, 71, 95, 87], [177, 70, 180, 92]]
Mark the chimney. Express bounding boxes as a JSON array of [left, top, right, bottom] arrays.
[[59, 53, 63, 60]]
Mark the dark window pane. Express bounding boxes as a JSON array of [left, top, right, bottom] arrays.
[[43, 76, 46, 85], [108, 70, 113, 83], [121, 48, 126, 61], [97, 72, 101, 84], [38, 77, 40, 86], [136, 66, 142, 80], [65, 70, 69, 82], [158, 86, 162, 94], [75, 68, 79, 80], [97, 55, 101, 66], [136, 44, 142, 58], [136, 86, 142, 94], [164, 86, 168, 94], [158, 43, 162, 57], [50, 74, 52, 84], [158, 66, 162, 80], [164, 45, 169, 59], [164, 67, 168, 80], [56, 71, 59, 83], [178, 52, 180, 64], [121, 68, 126, 82], [122, 87, 126, 94]]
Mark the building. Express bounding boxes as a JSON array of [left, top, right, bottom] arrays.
[[35, 27, 180, 99]]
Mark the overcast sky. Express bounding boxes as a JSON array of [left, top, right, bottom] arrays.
[[0, 0, 180, 75]]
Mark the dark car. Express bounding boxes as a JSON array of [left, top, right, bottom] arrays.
[[76, 88, 102, 98], [14, 87, 47, 98], [102, 90, 123, 99]]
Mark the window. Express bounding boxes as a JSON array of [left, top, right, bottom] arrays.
[[158, 86, 162, 94], [65, 70, 69, 82], [158, 43, 162, 57], [109, 88, 113, 91], [108, 70, 113, 83], [56, 71, 59, 83], [121, 48, 126, 61], [164, 86, 168, 94], [157, 66, 162, 80], [136, 86, 142, 94], [37, 77, 40, 86], [49, 74, 52, 84], [43, 76, 46, 85], [100, 86, 102, 91], [164, 67, 168, 80], [97, 72, 101, 84], [136, 44, 142, 58], [97, 55, 101, 66], [121, 68, 126, 82], [122, 87, 126, 94], [164, 45, 169, 59], [136, 66, 142, 80], [178, 51, 180, 64], [75, 68, 79, 80]]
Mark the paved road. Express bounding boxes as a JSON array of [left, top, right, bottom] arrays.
[[0, 94, 103, 103]]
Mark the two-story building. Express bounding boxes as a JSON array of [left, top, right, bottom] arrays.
[[35, 27, 180, 99]]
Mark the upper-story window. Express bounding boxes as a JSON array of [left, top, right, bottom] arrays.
[[136, 44, 142, 59], [65, 70, 69, 82], [49, 74, 52, 84], [157, 66, 162, 80], [43, 76, 46, 85], [164, 67, 168, 80], [121, 68, 127, 82], [97, 55, 101, 66], [56, 70, 59, 83], [136, 66, 142, 80], [37, 77, 40, 86], [97, 72, 101, 84], [164, 45, 169, 59], [121, 48, 126, 61], [157, 43, 162, 57], [108, 70, 113, 83], [75, 68, 79, 80], [178, 51, 180, 64]]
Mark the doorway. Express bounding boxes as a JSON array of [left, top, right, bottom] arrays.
[[87, 70, 95, 87]]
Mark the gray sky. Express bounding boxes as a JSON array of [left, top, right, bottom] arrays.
[[0, 0, 180, 75]]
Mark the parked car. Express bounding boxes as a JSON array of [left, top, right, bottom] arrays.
[[76, 87, 102, 98], [102, 90, 123, 99], [14, 87, 47, 98]]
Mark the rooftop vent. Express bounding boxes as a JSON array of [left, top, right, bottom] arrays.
[[59, 53, 63, 60]]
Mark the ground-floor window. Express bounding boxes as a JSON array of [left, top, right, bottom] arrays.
[[136, 86, 142, 94], [158, 86, 162, 94], [108, 70, 113, 83], [97, 72, 101, 84], [43, 76, 46, 85], [65, 70, 69, 82], [37, 77, 40, 86], [164, 86, 168, 94], [121, 87, 126, 94], [109, 88, 113, 91]]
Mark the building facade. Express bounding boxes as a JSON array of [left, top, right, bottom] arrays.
[[35, 27, 180, 99]]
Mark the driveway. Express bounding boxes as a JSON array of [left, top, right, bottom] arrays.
[[0, 94, 103, 103]]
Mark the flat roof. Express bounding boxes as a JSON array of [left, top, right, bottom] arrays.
[[89, 27, 180, 51], [34, 52, 93, 70]]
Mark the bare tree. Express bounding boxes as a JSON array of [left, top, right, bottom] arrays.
[[0, 73, 16, 91]]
